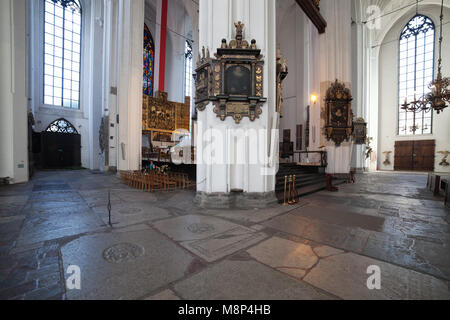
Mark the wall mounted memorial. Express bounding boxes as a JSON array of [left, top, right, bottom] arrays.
[[194, 22, 267, 124], [353, 117, 367, 145], [324, 80, 353, 146]]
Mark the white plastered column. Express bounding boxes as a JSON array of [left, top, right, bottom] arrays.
[[316, 0, 354, 175], [115, 0, 145, 171], [196, 0, 277, 198], [0, 0, 28, 183]]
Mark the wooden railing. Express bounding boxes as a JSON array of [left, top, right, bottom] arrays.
[[293, 151, 327, 167], [120, 171, 191, 192]]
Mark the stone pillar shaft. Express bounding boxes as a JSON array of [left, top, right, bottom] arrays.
[[196, 0, 277, 208]]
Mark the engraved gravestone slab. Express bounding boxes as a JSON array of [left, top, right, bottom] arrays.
[[103, 243, 145, 264]]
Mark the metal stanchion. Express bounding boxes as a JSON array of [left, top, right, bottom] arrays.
[[283, 176, 288, 206]]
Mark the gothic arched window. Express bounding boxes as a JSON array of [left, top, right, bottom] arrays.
[[143, 24, 155, 96], [46, 118, 78, 134], [43, 0, 82, 109], [398, 15, 435, 135], [184, 40, 193, 98]]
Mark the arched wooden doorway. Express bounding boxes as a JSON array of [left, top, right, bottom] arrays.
[[40, 119, 81, 168]]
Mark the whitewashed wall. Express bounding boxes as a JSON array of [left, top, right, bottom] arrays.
[[28, 0, 105, 171], [378, 4, 450, 173], [276, 0, 319, 151]]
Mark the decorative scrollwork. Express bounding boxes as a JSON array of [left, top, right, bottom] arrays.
[[194, 22, 266, 124], [45, 118, 78, 134]]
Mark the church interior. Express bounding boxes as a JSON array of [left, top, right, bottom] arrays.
[[0, 0, 449, 301]]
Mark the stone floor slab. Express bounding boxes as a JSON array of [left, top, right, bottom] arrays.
[[93, 202, 171, 227], [153, 215, 242, 242], [174, 260, 333, 300], [144, 289, 180, 300], [313, 246, 345, 258], [62, 229, 197, 300], [183, 226, 267, 262], [247, 237, 318, 270], [304, 252, 450, 300]]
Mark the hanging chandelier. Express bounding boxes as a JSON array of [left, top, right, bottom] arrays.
[[402, 0, 450, 114]]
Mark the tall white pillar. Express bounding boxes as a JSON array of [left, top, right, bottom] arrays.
[[116, 0, 145, 171], [196, 0, 278, 208], [0, 0, 28, 184], [316, 0, 354, 175]]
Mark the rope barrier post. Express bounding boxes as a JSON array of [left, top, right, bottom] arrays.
[[283, 176, 288, 206]]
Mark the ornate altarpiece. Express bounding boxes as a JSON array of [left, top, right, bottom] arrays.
[[194, 22, 267, 124], [324, 80, 353, 147], [142, 92, 190, 136]]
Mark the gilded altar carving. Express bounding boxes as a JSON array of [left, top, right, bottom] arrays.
[[194, 21, 267, 124], [142, 91, 190, 133], [324, 80, 353, 146]]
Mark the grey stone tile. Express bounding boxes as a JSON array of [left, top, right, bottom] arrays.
[[23, 284, 63, 300], [313, 246, 345, 258], [291, 205, 385, 232], [205, 202, 308, 224], [61, 229, 196, 300], [302, 220, 371, 253], [153, 215, 242, 242], [92, 202, 170, 227], [263, 214, 311, 238], [362, 232, 447, 280], [174, 260, 334, 300], [247, 237, 318, 270], [144, 289, 180, 300], [304, 253, 450, 300], [183, 226, 267, 262]]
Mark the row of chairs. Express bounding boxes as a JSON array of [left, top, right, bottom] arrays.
[[120, 171, 191, 192]]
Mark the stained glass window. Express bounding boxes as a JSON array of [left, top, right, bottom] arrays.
[[143, 24, 155, 96], [184, 40, 193, 98], [46, 118, 78, 134], [398, 15, 435, 135], [43, 0, 82, 109]]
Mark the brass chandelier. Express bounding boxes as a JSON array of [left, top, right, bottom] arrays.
[[402, 0, 449, 114]]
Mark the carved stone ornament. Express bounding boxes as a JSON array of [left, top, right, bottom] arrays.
[[352, 117, 367, 145], [324, 80, 353, 146], [194, 22, 267, 124]]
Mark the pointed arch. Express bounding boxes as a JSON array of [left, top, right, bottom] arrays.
[[143, 24, 155, 96], [398, 15, 435, 135], [46, 118, 79, 134]]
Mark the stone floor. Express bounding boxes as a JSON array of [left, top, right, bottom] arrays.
[[0, 170, 449, 300]]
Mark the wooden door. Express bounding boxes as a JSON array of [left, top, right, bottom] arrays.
[[394, 140, 435, 172], [413, 140, 435, 171], [394, 141, 414, 170]]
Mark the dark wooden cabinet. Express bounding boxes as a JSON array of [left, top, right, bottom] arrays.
[[394, 140, 435, 172]]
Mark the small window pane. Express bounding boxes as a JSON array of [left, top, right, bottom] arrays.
[[398, 15, 435, 135], [42, 0, 82, 109]]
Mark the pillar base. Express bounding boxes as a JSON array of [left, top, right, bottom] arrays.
[[194, 191, 278, 210]]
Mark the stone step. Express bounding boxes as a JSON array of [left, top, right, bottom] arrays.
[[275, 177, 326, 193], [276, 181, 328, 203]]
